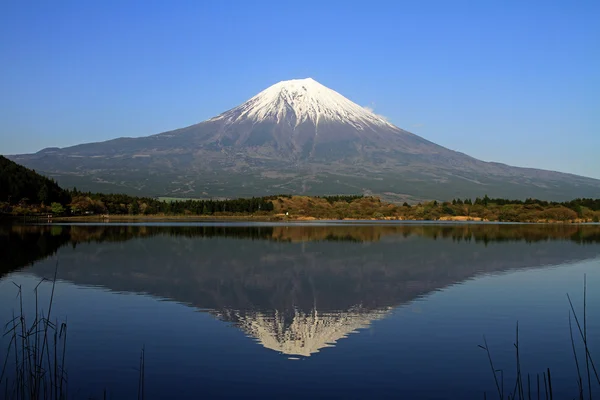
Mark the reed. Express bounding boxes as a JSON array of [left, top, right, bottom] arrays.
[[1, 262, 145, 400], [480, 276, 598, 399], [1, 261, 68, 400]]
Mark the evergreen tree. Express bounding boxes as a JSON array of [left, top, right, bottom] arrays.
[[128, 201, 140, 215]]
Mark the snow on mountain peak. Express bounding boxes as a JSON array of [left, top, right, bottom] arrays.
[[231, 307, 390, 357], [211, 78, 393, 129]]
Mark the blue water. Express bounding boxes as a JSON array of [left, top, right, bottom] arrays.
[[1, 223, 599, 399]]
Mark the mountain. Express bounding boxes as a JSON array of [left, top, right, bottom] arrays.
[[7, 78, 600, 201]]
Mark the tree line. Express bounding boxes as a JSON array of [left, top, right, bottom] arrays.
[[68, 190, 275, 215], [449, 195, 600, 212]]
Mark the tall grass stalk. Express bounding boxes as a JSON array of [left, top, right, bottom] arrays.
[[481, 276, 597, 399], [567, 275, 600, 397], [2, 261, 146, 399], [1, 261, 68, 400], [137, 345, 145, 400]]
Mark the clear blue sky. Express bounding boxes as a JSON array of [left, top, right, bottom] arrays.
[[1, 0, 599, 178]]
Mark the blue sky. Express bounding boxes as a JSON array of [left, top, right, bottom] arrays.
[[1, 0, 599, 178]]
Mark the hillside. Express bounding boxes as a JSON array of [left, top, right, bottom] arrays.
[[0, 155, 71, 207], [7, 78, 600, 202]]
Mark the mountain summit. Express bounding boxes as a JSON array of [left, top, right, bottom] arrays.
[[8, 79, 600, 201], [210, 78, 392, 129]]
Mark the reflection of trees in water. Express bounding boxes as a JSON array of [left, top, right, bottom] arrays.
[[0, 224, 71, 277], [402, 224, 600, 244], [47, 223, 600, 243], [2, 223, 600, 278]]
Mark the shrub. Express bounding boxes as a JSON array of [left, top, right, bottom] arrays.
[[442, 205, 455, 215], [51, 202, 65, 215], [541, 207, 578, 221]]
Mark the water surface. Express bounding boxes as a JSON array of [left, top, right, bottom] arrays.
[[1, 223, 599, 399]]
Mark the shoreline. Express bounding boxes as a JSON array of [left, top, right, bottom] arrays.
[[26, 214, 600, 225]]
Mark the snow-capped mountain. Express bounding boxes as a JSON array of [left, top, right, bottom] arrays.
[[8, 78, 600, 201], [147, 77, 432, 163], [210, 78, 393, 129]]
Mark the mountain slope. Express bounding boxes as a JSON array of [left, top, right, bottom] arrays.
[[7, 78, 600, 201], [0, 155, 71, 205]]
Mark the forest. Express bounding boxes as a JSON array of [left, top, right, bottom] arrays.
[[68, 190, 275, 215], [0, 156, 71, 207]]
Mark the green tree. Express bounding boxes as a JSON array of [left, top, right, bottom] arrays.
[[128, 201, 140, 215], [38, 184, 49, 204], [442, 204, 455, 215], [50, 202, 65, 215]]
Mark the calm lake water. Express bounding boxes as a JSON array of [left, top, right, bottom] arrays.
[[1, 222, 599, 399]]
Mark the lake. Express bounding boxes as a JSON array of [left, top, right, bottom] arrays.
[[1, 222, 599, 399]]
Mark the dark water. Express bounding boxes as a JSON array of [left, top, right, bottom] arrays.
[[1, 222, 600, 399]]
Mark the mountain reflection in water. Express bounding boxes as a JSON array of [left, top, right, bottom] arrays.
[[2, 223, 600, 357]]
